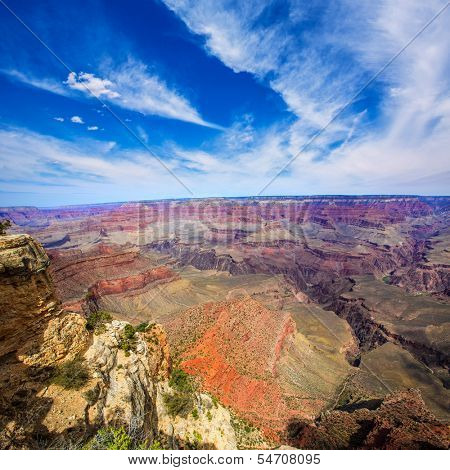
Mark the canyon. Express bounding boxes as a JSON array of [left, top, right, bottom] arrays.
[[0, 195, 449, 449]]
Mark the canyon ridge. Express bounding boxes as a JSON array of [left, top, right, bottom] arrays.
[[0, 196, 449, 449]]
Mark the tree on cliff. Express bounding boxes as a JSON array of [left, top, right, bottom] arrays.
[[0, 219, 11, 235]]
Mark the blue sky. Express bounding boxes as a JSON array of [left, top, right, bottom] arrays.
[[0, 0, 449, 206]]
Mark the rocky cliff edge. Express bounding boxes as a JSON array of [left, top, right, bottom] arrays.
[[0, 234, 236, 449]]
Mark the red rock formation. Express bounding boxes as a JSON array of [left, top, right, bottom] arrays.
[[90, 266, 177, 296], [167, 298, 319, 440], [48, 244, 156, 302]]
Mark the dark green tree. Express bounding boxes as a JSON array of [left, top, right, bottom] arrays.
[[0, 219, 11, 235]]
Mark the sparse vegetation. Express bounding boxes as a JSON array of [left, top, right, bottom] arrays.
[[169, 368, 195, 394], [51, 356, 89, 390], [146, 440, 163, 450], [118, 323, 138, 356], [163, 367, 198, 417], [0, 219, 11, 235], [191, 408, 199, 420], [135, 322, 150, 332], [230, 413, 267, 449], [84, 291, 96, 301], [86, 310, 112, 334], [193, 430, 202, 444], [382, 275, 391, 284], [86, 427, 133, 450], [211, 395, 219, 408], [206, 410, 212, 421], [82, 386, 100, 405], [85, 427, 165, 450], [163, 391, 194, 418]]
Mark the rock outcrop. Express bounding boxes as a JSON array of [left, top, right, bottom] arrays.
[[167, 297, 355, 441], [0, 234, 59, 358], [290, 389, 449, 449], [0, 234, 236, 449]]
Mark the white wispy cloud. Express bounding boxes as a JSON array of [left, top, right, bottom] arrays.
[[0, 121, 448, 209], [64, 59, 222, 129], [162, 1, 354, 116], [1, 69, 68, 96], [70, 115, 84, 124], [2, 61, 222, 129], [162, 0, 450, 195], [0, 127, 191, 204], [136, 126, 149, 143], [53, 117, 64, 122], [87, 126, 99, 131], [65, 72, 120, 98], [1, 1, 448, 204]]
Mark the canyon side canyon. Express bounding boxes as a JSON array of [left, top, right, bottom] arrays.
[[0, 196, 449, 449]]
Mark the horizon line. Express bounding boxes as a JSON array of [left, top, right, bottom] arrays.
[[1, 194, 449, 210]]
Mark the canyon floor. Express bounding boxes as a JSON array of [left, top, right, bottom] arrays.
[[0, 196, 449, 449]]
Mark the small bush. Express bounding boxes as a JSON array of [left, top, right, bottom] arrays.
[[82, 386, 100, 405], [169, 368, 195, 394], [146, 440, 163, 450], [51, 356, 89, 390], [84, 291, 96, 301], [193, 430, 202, 444], [191, 408, 199, 420], [86, 310, 112, 333], [135, 322, 149, 332], [0, 219, 11, 235], [88, 427, 133, 450], [85, 427, 165, 450], [206, 410, 212, 421], [118, 324, 137, 355], [163, 392, 193, 418], [123, 323, 136, 339]]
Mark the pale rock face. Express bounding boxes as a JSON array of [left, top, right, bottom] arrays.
[[85, 321, 161, 438], [156, 382, 237, 449], [85, 321, 237, 448], [20, 312, 89, 366], [0, 234, 59, 357]]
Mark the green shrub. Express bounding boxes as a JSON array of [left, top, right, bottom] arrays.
[[84, 291, 96, 301], [118, 324, 137, 355], [0, 219, 11, 235], [51, 356, 89, 390], [169, 368, 195, 394], [87, 427, 133, 450], [123, 323, 136, 339], [163, 392, 193, 418], [193, 430, 202, 444], [191, 408, 199, 420], [147, 440, 163, 450], [206, 410, 212, 421], [82, 386, 99, 405], [85, 427, 165, 450], [135, 322, 149, 332], [86, 310, 112, 333]]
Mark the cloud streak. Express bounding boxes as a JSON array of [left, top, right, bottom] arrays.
[[0, 0, 448, 205], [63, 60, 223, 128], [2, 60, 222, 129], [162, 0, 450, 194]]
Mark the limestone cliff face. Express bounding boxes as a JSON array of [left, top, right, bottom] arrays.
[[0, 235, 236, 449], [0, 234, 59, 357]]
